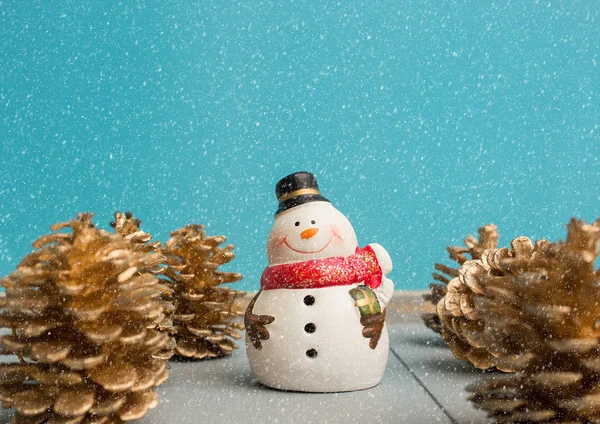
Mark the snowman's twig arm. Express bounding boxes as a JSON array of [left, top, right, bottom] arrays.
[[361, 309, 387, 350], [245, 291, 275, 350]]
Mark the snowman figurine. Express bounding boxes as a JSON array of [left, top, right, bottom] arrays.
[[245, 171, 394, 392]]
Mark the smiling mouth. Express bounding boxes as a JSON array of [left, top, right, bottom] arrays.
[[283, 237, 333, 254]]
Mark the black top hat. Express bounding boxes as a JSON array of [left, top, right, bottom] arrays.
[[275, 171, 330, 216]]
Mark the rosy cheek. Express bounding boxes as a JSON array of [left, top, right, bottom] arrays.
[[267, 235, 286, 251], [330, 226, 344, 240]]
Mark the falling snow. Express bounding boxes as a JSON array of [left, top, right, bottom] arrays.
[[0, 1, 598, 292]]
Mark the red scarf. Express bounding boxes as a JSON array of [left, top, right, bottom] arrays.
[[260, 246, 382, 290]]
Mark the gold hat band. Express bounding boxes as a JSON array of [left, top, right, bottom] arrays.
[[278, 188, 321, 203]]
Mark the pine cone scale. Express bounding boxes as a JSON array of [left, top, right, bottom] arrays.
[[78, 322, 122, 344], [60, 353, 106, 371], [117, 390, 158, 422], [88, 393, 126, 416], [11, 389, 54, 416], [89, 361, 137, 392], [53, 385, 96, 417]]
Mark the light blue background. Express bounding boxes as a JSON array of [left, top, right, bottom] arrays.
[[1, 1, 598, 291]]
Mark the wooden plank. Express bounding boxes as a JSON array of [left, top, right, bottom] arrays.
[[386, 293, 490, 424]]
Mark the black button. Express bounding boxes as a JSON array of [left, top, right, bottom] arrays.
[[304, 323, 316, 333], [306, 349, 318, 358], [303, 295, 315, 306]]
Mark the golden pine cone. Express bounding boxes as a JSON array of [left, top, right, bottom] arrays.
[[0, 213, 174, 423], [467, 218, 600, 423], [163, 225, 244, 359], [436, 234, 551, 371], [423, 224, 499, 334]]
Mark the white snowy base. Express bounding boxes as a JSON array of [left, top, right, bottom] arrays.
[[246, 286, 389, 393]]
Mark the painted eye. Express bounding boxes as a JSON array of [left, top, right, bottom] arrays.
[[295, 222, 300, 227], [311, 220, 316, 225]]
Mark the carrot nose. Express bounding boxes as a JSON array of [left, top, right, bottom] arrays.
[[301, 228, 319, 239]]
